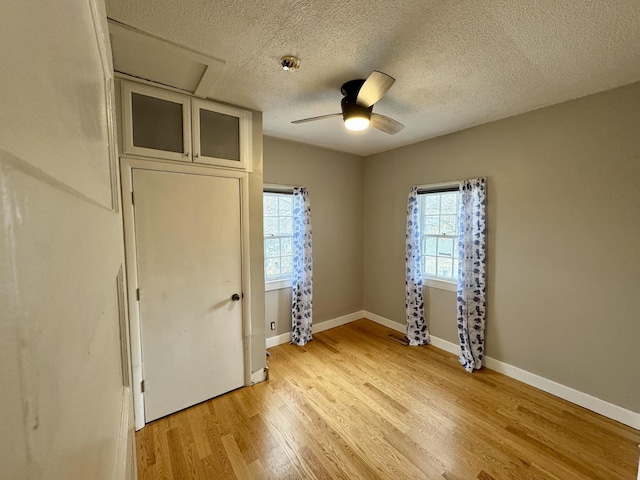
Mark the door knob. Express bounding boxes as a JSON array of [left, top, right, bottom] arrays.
[[231, 293, 241, 301]]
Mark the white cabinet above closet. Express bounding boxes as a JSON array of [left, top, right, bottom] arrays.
[[121, 82, 252, 170]]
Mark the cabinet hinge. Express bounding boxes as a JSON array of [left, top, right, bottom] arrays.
[[141, 380, 145, 393], [136, 288, 140, 301]]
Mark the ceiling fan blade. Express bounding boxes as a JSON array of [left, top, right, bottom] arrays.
[[356, 71, 395, 107], [370, 113, 404, 135], [291, 113, 342, 124]]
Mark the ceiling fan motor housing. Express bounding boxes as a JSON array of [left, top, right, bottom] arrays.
[[340, 79, 366, 97], [341, 79, 372, 122], [341, 96, 373, 122]]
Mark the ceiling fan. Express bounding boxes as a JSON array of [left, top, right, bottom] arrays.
[[292, 71, 404, 135]]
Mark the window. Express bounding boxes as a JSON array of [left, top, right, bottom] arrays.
[[419, 189, 460, 285], [263, 191, 293, 287]]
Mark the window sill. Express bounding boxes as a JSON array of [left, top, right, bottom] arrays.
[[265, 279, 292, 292], [424, 278, 457, 292]]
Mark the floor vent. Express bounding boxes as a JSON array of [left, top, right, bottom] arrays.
[[388, 334, 410, 346]]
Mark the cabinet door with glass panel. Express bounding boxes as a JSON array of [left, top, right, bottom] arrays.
[[192, 99, 252, 170], [122, 83, 191, 162]]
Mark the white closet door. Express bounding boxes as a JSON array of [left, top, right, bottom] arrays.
[[132, 168, 244, 422]]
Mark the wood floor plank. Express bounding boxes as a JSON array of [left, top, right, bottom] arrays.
[[214, 393, 261, 466], [136, 420, 156, 468], [242, 409, 298, 478], [154, 421, 174, 480], [136, 319, 640, 479], [221, 433, 251, 480], [246, 459, 268, 479], [166, 427, 191, 479], [198, 403, 236, 478], [185, 404, 213, 460], [174, 412, 209, 479]]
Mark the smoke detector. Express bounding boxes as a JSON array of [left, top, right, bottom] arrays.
[[280, 56, 300, 71]]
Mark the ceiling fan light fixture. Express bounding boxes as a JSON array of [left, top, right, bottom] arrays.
[[344, 116, 370, 131], [342, 99, 372, 131]]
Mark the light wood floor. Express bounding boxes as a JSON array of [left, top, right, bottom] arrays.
[[136, 319, 640, 479]]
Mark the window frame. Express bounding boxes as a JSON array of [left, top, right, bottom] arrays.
[[418, 183, 460, 292], [263, 187, 295, 291]]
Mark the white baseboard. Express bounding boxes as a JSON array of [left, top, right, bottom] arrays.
[[363, 311, 640, 430], [266, 331, 291, 348], [363, 310, 404, 333], [483, 356, 640, 430], [428, 335, 460, 356], [315, 310, 365, 333], [266, 310, 365, 348]]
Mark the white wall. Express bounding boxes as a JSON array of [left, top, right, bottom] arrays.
[[0, 1, 134, 478], [363, 82, 640, 413]]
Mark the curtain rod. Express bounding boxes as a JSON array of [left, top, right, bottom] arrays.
[[264, 183, 299, 193], [414, 177, 487, 194], [414, 179, 460, 194], [413, 179, 460, 189]]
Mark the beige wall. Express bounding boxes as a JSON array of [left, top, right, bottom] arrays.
[[0, 1, 134, 478], [263, 137, 364, 337], [363, 82, 640, 412]]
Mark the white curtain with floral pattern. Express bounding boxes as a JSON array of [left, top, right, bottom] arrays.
[[405, 187, 429, 346], [291, 187, 313, 346], [456, 178, 487, 372]]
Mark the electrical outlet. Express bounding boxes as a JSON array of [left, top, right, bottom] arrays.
[[270, 321, 276, 330]]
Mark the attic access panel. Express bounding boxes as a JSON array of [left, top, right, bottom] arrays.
[[108, 20, 226, 97]]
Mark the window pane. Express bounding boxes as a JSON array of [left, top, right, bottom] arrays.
[[422, 236, 437, 256], [281, 256, 293, 275], [423, 195, 440, 215], [264, 195, 278, 215], [265, 258, 280, 279], [265, 238, 280, 258], [425, 216, 439, 234], [264, 216, 278, 236], [281, 237, 292, 256], [440, 193, 457, 214], [279, 196, 292, 216], [263, 191, 295, 282], [279, 216, 292, 235], [424, 256, 437, 275], [437, 237, 454, 257], [420, 189, 460, 281], [440, 215, 456, 235], [437, 257, 453, 278]]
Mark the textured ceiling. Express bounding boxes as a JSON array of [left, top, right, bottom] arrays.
[[106, 0, 640, 156]]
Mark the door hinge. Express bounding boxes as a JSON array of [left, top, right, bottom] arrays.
[[136, 288, 140, 301], [141, 380, 145, 393], [131, 191, 135, 205]]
